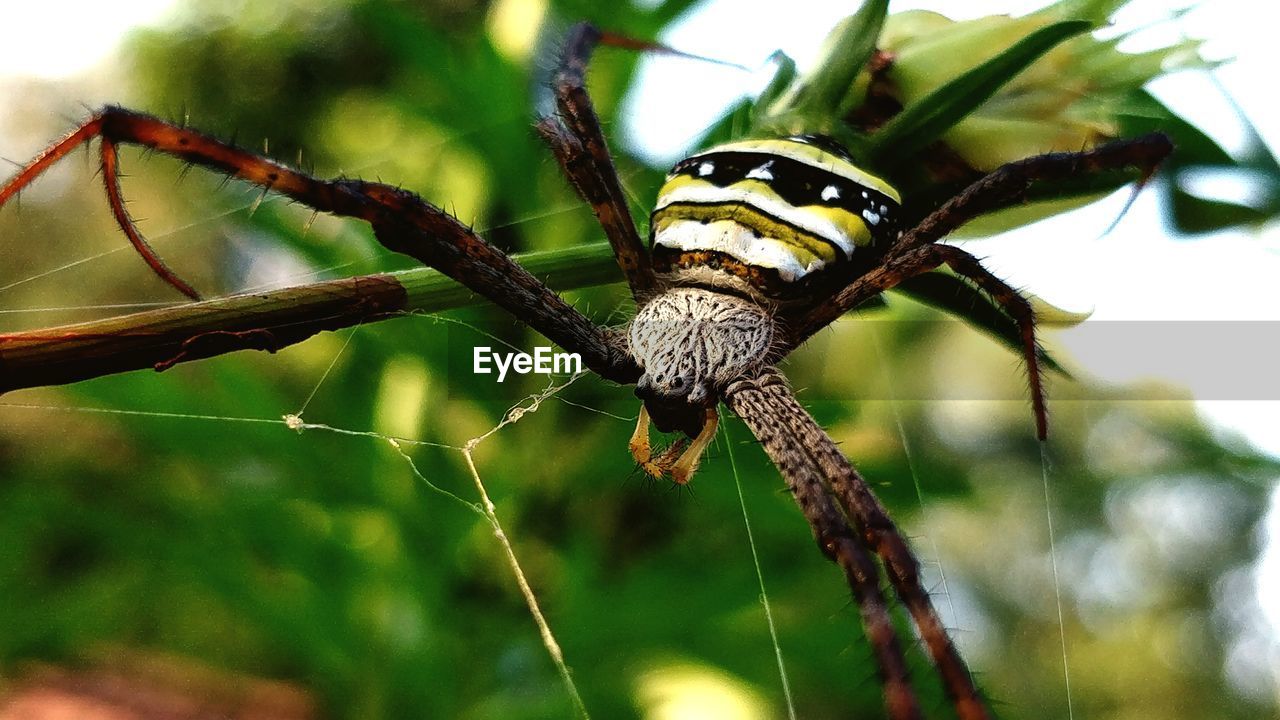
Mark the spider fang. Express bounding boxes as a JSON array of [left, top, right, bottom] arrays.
[[629, 405, 718, 484]]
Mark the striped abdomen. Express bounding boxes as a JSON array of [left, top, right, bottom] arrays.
[[650, 136, 901, 296]]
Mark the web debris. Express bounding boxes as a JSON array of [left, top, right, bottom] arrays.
[[0, 108, 609, 717], [283, 325, 592, 718]]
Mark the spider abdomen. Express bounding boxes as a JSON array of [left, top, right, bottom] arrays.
[[650, 136, 901, 296], [628, 287, 772, 431]]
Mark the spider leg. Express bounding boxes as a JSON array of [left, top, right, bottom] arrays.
[[929, 245, 1047, 438], [811, 407, 990, 720], [789, 132, 1174, 343], [0, 115, 201, 300], [100, 137, 202, 300], [0, 106, 639, 383], [792, 241, 1049, 439], [897, 133, 1172, 253], [725, 369, 926, 720], [536, 22, 657, 300], [728, 368, 996, 720]]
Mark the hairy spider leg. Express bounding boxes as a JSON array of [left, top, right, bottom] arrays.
[[932, 245, 1047, 437], [723, 139, 1176, 715], [749, 241, 1078, 709], [808, 396, 990, 720], [893, 133, 1173, 257], [99, 138, 202, 300], [787, 133, 1174, 438], [831, 242, 1052, 438], [725, 369, 926, 720], [0, 106, 638, 384], [0, 115, 201, 300], [797, 133, 1174, 337], [733, 251, 1044, 719], [536, 22, 657, 299]]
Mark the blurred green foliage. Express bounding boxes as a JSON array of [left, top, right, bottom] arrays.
[[0, 1, 1278, 719]]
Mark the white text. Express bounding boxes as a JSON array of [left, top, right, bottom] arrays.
[[473, 346, 582, 382]]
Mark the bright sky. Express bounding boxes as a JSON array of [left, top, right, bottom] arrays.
[[0, 0, 180, 78]]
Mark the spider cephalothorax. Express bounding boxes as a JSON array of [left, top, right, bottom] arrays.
[[626, 286, 770, 480], [629, 288, 773, 414], [627, 135, 904, 481]]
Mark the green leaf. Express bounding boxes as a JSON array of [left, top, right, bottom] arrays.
[[1032, 0, 1127, 22], [1170, 193, 1274, 234], [868, 19, 1093, 162], [753, 0, 887, 141], [790, 0, 888, 115], [893, 271, 1070, 376], [752, 51, 797, 124], [1122, 91, 1280, 234]]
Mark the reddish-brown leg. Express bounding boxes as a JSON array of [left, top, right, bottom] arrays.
[[728, 367, 995, 720], [792, 133, 1174, 344], [725, 369, 926, 720], [536, 22, 657, 300], [99, 137, 201, 299], [0, 106, 638, 383]]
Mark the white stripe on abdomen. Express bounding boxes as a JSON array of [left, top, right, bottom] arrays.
[[654, 218, 828, 282], [654, 183, 856, 256]]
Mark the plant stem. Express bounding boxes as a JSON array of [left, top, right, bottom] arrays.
[[0, 242, 620, 394]]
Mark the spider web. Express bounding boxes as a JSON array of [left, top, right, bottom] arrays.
[[0, 109, 1094, 718], [0, 79, 1064, 720], [0, 324, 796, 719], [0, 125, 804, 717], [866, 310, 1077, 717]]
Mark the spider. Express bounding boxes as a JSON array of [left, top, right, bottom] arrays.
[[0, 21, 1172, 720]]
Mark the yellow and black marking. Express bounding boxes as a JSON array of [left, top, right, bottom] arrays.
[[650, 135, 902, 296], [653, 199, 842, 266]]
